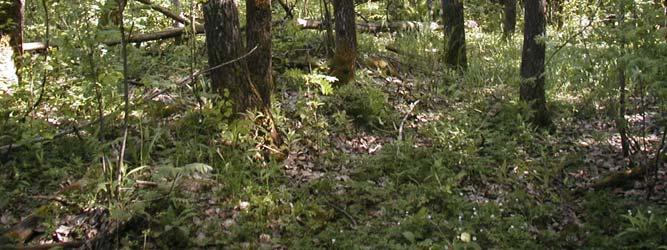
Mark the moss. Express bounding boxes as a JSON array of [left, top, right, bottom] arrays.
[[332, 83, 390, 127]]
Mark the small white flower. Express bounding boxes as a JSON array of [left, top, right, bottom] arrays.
[[332, 239, 336, 244], [472, 236, 477, 241], [460, 232, 471, 243], [647, 210, 652, 214]]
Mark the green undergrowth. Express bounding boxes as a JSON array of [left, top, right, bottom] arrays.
[[3, 0, 667, 248]]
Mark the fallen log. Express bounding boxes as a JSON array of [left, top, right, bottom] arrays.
[[296, 18, 443, 33], [98, 0, 206, 46], [103, 25, 204, 46], [21, 42, 47, 52], [573, 164, 651, 196], [103, 18, 291, 46]]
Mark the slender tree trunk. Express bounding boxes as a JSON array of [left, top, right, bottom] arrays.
[[322, 0, 334, 57], [547, 0, 563, 28], [331, 0, 357, 85], [0, 0, 23, 84], [503, 0, 517, 38], [172, 0, 184, 28], [520, 0, 551, 128], [441, 0, 467, 70], [203, 0, 260, 114], [275, 0, 293, 19], [246, 0, 273, 107], [428, 0, 434, 21], [615, 7, 630, 157], [617, 57, 630, 157], [172, 0, 184, 44]]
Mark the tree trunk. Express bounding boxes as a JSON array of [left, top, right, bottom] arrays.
[[428, 0, 434, 20], [172, 0, 184, 44], [331, 0, 357, 85], [547, 0, 563, 28], [617, 58, 630, 157], [99, 0, 120, 28], [275, 0, 293, 19], [322, 0, 334, 57], [441, 0, 467, 70], [172, 0, 185, 28], [503, 0, 517, 38], [0, 0, 23, 84], [203, 0, 260, 114], [520, 0, 551, 128], [246, 0, 273, 107]]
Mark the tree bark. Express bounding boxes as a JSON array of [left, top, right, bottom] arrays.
[[331, 0, 357, 85], [617, 58, 630, 157], [503, 0, 517, 38], [441, 0, 467, 70], [204, 0, 260, 114], [520, 0, 551, 128], [246, 0, 273, 107], [322, 0, 334, 57], [0, 0, 23, 84]]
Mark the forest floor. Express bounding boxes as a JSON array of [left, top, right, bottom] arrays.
[[1, 29, 666, 249]]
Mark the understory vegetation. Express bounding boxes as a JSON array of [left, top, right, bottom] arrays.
[[1, 0, 666, 249]]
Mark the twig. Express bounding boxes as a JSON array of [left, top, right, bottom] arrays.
[[21, 0, 50, 120], [398, 100, 420, 141], [324, 200, 358, 228], [118, 0, 131, 201], [646, 124, 667, 200], [30, 195, 75, 206], [135, 0, 196, 26]]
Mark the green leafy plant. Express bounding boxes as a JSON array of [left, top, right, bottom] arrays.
[[616, 210, 667, 249]]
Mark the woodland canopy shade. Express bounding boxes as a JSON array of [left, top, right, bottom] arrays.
[[0, 0, 666, 249]]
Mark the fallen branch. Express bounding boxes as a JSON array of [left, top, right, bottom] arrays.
[[574, 165, 648, 195], [296, 18, 442, 33], [135, 0, 192, 25], [21, 42, 47, 52], [16, 241, 84, 250], [103, 26, 204, 46]]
